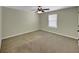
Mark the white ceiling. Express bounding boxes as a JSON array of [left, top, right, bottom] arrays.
[[6, 6, 73, 12]]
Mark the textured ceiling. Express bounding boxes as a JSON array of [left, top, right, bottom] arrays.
[[6, 6, 73, 12]]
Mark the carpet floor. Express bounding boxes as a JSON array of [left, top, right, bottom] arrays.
[[1, 30, 79, 53]]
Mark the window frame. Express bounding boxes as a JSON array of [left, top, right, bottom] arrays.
[[48, 14, 58, 28]]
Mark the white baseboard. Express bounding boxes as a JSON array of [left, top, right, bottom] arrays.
[[2, 29, 78, 40], [2, 29, 39, 39], [41, 29, 78, 39]]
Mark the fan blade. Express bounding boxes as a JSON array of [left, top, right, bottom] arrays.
[[42, 10, 44, 12], [43, 8, 49, 10]]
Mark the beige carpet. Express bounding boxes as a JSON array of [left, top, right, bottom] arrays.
[[1, 30, 79, 53]]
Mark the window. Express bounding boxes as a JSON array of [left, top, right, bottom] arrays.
[[48, 14, 57, 28]]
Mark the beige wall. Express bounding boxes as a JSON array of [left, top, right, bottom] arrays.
[[0, 7, 2, 48], [2, 7, 78, 40], [2, 7, 39, 39], [40, 7, 78, 39], [78, 7, 79, 39], [78, 7, 79, 25]]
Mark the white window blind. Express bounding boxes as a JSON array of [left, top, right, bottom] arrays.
[[48, 14, 57, 28]]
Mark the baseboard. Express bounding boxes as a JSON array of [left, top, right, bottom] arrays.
[[41, 29, 78, 39], [2, 29, 39, 39], [2, 29, 78, 40]]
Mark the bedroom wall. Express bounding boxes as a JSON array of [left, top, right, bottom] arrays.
[[78, 7, 79, 29], [40, 7, 78, 39], [78, 7, 79, 39], [2, 7, 39, 39], [0, 7, 2, 48], [2, 7, 78, 40]]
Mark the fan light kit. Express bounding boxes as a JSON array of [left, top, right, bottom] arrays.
[[37, 11, 43, 14]]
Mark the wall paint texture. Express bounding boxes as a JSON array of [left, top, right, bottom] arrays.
[[2, 7, 39, 39], [78, 7, 79, 26], [0, 7, 2, 48], [78, 7, 79, 39], [2, 7, 78, 40], [40, 7, 78, 39]]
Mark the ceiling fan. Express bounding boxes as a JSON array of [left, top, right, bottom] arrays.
[[36, 6, 50, 14]]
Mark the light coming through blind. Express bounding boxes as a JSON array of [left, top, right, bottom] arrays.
[[48, 14, 57, 28]]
